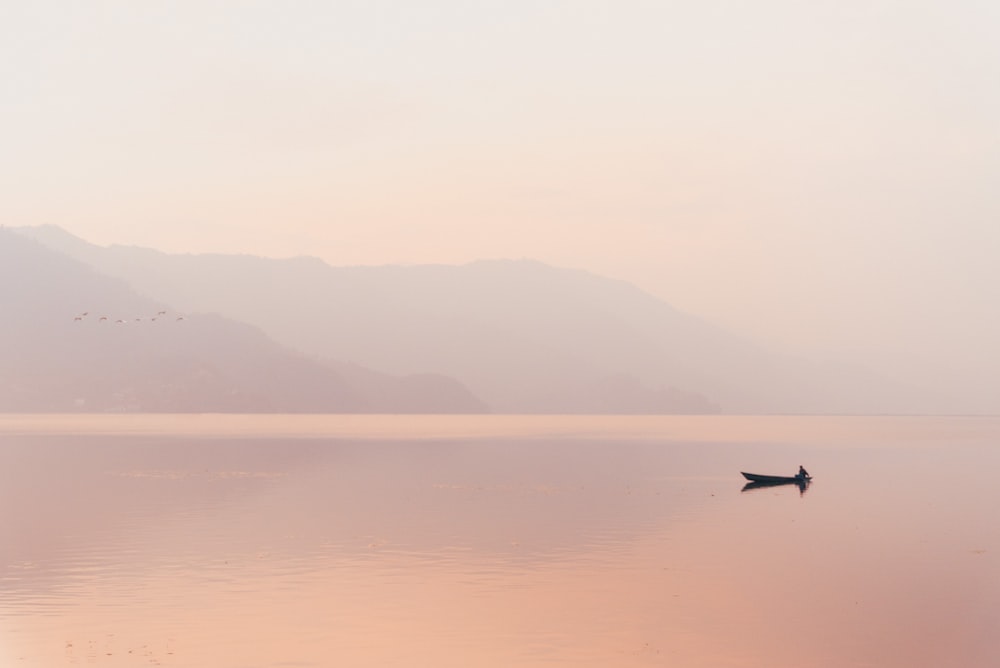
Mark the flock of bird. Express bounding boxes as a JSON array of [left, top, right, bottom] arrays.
[[73, 310, 185, 324]]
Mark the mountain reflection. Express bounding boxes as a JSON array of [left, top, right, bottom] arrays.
[[3, 415, 1000, 668]]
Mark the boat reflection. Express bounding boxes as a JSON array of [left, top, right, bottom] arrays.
[[741, 478, 811, 495]]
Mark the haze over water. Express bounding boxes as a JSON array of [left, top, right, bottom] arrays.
[[7, 2, 1000, 411], [6, 4, 999, 666], [2, 415, 998, 667]]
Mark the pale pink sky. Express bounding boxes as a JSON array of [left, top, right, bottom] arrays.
[[3, 1, 999, 392]]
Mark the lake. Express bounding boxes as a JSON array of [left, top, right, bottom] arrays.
[[1, 414, 998, 667]]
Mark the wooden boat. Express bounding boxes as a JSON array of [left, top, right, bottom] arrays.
[[741, 472, 810, 484]]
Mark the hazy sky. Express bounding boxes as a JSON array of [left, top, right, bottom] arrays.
[[4, 1, 999, 377]]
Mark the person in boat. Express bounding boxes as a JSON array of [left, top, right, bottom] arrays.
[[797, 465, 810, 480]]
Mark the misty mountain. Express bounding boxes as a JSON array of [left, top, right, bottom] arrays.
[[13, 225, 940, 414], [0, 230, 486, 413]]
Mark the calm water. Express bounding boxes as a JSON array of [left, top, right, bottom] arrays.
[[1, 415, 998, 667]]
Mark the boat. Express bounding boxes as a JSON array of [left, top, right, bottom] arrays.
[[741, 472, 810, 484]]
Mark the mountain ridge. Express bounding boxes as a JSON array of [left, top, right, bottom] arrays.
[[11, 224, 945, 414], [0, 229, 487, 413]]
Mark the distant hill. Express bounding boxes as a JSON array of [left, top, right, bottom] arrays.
[[13, 225, 940, 414], [0, 230, 486, 413]]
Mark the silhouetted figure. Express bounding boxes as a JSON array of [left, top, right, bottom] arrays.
[[798, 465, 810, 480]]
